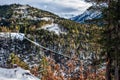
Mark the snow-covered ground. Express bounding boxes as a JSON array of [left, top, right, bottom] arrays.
[[40, 17, 53, 21], [0, 67, 40, 80], [41, 23, 66, 35], [0, 33, 24, 40]]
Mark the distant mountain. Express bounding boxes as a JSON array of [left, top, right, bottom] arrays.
[[71, 8, 102, 23], [71, 3, 107, 24]]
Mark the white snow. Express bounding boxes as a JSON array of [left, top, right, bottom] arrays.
[[71, 9, 102, 23], [0, 33, 24, 40], [17, 5, 28, 10], [40, 17, 53, 21], [41, 23, 66, 35], [0, 67, 40, 80]]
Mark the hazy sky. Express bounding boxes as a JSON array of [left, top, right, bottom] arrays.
[[0, 0, 91, 18]]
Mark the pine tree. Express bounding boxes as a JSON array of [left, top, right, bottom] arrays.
[[102, 1, 120, 80], [85, 0, 120, 80]]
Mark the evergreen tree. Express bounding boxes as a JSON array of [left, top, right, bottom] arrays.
[[85, 0, 120, 80]]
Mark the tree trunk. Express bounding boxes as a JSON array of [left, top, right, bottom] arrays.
[[115, 63, 119, 80], [106, 53, 112, 80]]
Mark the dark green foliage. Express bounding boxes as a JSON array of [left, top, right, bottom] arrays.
[[0, 5, 13, 18], [88, 0, 120, 80]]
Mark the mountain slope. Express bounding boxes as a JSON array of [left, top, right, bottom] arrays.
[[0, 4, 104, 80], [71, 4, 107, 24], [0, 3, 102, 63], [71, 8, 102, 23], [0, 3, 102, 61], [0, 4, 59, 19]]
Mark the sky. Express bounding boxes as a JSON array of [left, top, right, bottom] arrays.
[[0, 0, 92, 18]]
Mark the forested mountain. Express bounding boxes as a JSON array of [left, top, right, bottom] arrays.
[[0, 4, 101, 64], [0, 4, 101, 55], [0, 2, 119, 80]]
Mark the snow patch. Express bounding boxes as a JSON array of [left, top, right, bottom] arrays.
[[0, 67, 39, 80], [17, 5, 28, 10], [41, 23, 66, 35], [40, 17, 53, 21], [0, 33, 24, 40]]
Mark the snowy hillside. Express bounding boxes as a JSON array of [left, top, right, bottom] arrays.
[[71, 3, 107, 23], [0, 67, 39, 80], [40, 23, 66, 35], [71, 10, 102, 23], [0, 33, 24, 40]]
